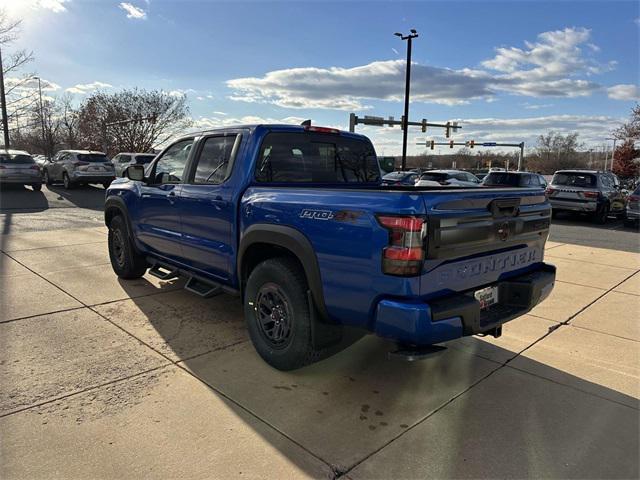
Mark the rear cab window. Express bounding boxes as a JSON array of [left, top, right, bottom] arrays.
[[255, 132, 379, 184], [552, 172, 597, 187]]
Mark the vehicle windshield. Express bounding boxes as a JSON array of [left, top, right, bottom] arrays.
[[256, 132, 380, 184], [552, 172, 597, 187], [483, 172, 523, 186], [134, 154, 156, 164], [0, 153, 35, 164], [77, 153, 109, 163]]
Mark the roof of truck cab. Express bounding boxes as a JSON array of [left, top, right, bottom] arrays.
[[189, 124, 371, 141]]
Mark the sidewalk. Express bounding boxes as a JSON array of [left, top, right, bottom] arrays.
[[1, 228, 638, 479]]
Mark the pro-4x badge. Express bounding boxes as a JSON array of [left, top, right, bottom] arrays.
[[299, 209, 334, 220]]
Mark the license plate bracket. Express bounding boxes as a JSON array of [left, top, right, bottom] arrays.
[[474, 286, 499, 310]]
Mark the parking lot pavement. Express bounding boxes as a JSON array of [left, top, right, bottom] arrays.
[[1, 227, 638, 479]]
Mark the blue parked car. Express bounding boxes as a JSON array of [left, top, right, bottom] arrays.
[[105, 124, 555, 370]]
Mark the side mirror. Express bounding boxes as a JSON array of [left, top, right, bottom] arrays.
[[125, 164, 145, 182]]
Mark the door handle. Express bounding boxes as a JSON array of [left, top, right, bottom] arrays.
[[167, 190, 177, 204]]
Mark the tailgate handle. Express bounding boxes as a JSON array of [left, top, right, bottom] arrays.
[[489, 198, 521, 218]]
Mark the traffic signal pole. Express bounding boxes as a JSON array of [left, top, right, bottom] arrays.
[[419, 140, 525, 171]]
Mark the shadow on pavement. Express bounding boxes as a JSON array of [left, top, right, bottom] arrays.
[[0, 184, 106, 213], [111, 277, 639, 478], [0, 185, 48, 213]]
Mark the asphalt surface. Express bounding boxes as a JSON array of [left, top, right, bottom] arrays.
[[1, 183, 637, 251]]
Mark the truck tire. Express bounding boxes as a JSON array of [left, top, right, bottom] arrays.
[[244, 257, 322, 371], [108, 215, 147, 279], [31, 183, 42, 192]]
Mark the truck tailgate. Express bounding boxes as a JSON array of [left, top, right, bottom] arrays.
[[418, 187, 550, 298]]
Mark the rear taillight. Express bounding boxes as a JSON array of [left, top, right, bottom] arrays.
[[545, 187, 555, 195], [377, 215, 426, 276], [582, 191, 599, 199], [30, 165, 39, 170]]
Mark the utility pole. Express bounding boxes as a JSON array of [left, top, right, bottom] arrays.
[[0, 47, 10, 149], [34, 77, 46, 156], [395, 29, 418, 171]]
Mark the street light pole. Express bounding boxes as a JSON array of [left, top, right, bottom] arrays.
[[395, 29, 418, 171]]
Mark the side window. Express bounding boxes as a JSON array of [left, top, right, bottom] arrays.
[[600, 175, 612, 189], [192, 135, 239, 184], [151, 139, 193, 184], [465, 172, 479, 183], [119, 155, 131, 164]]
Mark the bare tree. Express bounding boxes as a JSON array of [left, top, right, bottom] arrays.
[[613, 103, 640, 141], [77, 89, 191, 155]]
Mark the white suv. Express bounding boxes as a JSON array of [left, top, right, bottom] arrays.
[[43, 150, 115, 189], [112, 152, 156, 177]]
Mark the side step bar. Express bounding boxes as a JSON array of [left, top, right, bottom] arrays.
[[148, 264, 179, 280], [184, 276, 222, 298]]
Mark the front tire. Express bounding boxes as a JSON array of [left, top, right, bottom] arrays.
[[103, 181, 111, 189], [43, 169, 52, 185], [108, 215, 147, 279], [244, 257, 321, 371], [63, 172, 73, 190], [31, 183, 42, 192]]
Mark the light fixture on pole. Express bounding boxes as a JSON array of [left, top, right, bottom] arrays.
[[394, 29, 418, 171]]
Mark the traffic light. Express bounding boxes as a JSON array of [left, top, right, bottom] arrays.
[[449, 140, 454, 149], [430, 140, 435, 150], [469, 140, 474, 149], [445, 121, 451, 138]]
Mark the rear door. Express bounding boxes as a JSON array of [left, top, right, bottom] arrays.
[[136, 138, 194, 259], [178, 133, 242, 280]]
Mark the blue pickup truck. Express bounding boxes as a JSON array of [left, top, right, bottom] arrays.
[[105, 124, 555, 370]]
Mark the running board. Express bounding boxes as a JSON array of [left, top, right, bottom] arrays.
[[388, 344, 447, 362], [148, 264, 179, 281], [184, 276, 222, 298]]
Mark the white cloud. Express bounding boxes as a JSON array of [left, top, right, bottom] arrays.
[[227, 27, 616, 110], [119, 2, 146, 19], [213, 111, 227, 115], [522, 103, 554, 110], [36, 0, 69, 12], [607, 84, 640, 101], [227, 60, 494, 110], [65, 81, 112, 94], [189, 115, 307, 132]]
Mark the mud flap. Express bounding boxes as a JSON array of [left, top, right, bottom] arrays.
[[307, 290, 343, 349]]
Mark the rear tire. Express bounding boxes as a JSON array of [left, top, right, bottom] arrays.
[[31, 183, 42, 192], [108, 215, 147, 279], [593, 203, 609, 224], [244, 257, 323, 371], [63, 172, 73, 190]]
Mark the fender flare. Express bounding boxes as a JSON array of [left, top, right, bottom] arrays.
[[104, 196, 134, 239], [238, 224, 330, 322]]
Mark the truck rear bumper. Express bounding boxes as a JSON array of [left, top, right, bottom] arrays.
[[550, 198, 597, 212], [373, 263, 556, 346]]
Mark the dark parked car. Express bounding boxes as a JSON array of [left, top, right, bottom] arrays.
[[546, 170, 625, 224], [381, 170, 420, 186], [624, 184, 640, 227], [482, 171, 547, 188]]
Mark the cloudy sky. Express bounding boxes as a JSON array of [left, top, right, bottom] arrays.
[[1, 0, 638, 154]]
